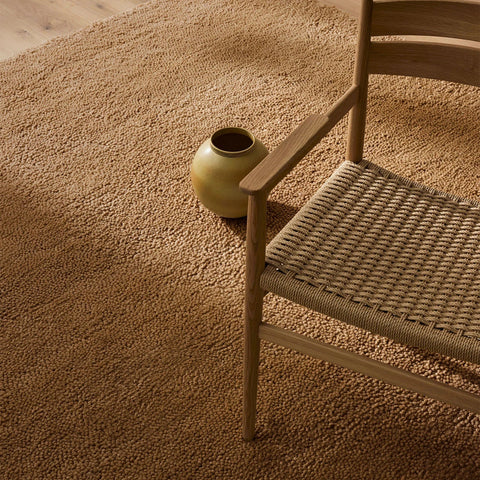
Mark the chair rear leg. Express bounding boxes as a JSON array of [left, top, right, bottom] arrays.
[[243, 193, 267, 441]]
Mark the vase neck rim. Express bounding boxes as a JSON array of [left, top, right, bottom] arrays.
[[210, 127, 256, 157]]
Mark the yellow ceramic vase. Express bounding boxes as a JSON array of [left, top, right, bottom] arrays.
[[191, 127, 268, 218]]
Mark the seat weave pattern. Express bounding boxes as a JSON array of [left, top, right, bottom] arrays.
[[261, 160, 480, 364]]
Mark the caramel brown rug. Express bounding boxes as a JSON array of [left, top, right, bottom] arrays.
[[1, 0, 479, 478]]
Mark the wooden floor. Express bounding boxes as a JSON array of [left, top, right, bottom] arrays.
[[0, 0, 362, 62], [0, 0, 148, 61]]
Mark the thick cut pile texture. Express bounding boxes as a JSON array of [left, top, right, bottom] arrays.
[[1, 1, 479, 478]]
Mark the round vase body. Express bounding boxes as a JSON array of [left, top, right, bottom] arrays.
[[191, 127, 268, 218]]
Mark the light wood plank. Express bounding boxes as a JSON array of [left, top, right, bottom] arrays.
[[1, 0, 85, 39], [259, 323, 480, 414], [324, 0, 362, 17], [40, 0, 147, 23], [0, 0, 147, 61], [0, 6, 50, 59]]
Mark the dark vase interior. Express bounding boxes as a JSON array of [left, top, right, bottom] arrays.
[[212, 132, 253, 153]]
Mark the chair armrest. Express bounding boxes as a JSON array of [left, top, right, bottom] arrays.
[[239, 85, 359, 195]]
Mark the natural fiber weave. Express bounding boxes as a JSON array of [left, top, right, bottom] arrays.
[[262, 160, 480, 364]]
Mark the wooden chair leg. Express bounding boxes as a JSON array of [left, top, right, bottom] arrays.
[[243, 291, 263, 441], [243, 193, 267, 441]]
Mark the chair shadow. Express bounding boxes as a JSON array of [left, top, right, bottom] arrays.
[[220, 200, 299, 242], [404, 343, 480, 389], [0, 180, 121, 319]]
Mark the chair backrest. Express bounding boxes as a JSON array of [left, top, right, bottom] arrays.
[[346, 0, 480, 162]]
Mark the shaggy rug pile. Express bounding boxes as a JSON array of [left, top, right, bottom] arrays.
[[1, 0, 479, 478]]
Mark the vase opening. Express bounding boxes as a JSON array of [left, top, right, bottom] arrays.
[[211, 127, 255, 155]]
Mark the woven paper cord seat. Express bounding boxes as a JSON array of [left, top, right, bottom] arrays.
[[261, 160, 480, 365], [240, 0, 480, 440]]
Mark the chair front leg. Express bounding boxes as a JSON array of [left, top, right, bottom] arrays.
[[243, 192, 267, 441]]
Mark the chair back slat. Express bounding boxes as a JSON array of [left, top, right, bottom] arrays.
[[372, 0, 480, 42], [368, 40, 480, 87], [347, 0, 479, 163]]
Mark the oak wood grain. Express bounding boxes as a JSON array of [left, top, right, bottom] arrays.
[[0, 7, 50, 59], [243, 193, 268, 441], [0, 0, 147, 61], [325, 0, 362, 17]]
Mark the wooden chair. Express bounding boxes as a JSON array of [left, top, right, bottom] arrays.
[[239, 0, 480, 441]]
